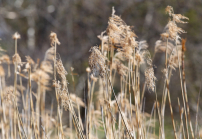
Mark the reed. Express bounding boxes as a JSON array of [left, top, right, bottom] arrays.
[[0, 5, 200, 139]]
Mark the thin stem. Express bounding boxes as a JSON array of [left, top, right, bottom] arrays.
[[176, 40, 189, 139]]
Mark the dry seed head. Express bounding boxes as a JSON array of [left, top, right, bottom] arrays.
[[37, 69, 50, 80], [145, 67, 156, 92], [50, 32, 60, 47], [122, 46, 133, 57], [166, 21, 185, 40], [135, 53, 143, 64], [89, 46, 108, 78], [107, 23, 124, 45], [12, 32, 21, 40], [162, 68, 168, 76], [97, 31, 109, 51], [25, 63, 30, 71], [31, 69, 51, 87], [154, 40, 175, 54], [25, 56, 35, 65], [138, 40, 148, 50], [60, 89, 70, 111], [109, 13, 126, 26], [107, 8, 137, 50], [0, 55, 10, 64], [3, 86, 20, 105], [134, 41, 150, 65], [172, 14, 189, 24], [56, 58, 67, 76], [12, 53, 21, 65], [165, 5, 174, 16], [161, 33, 169, 40], [164, 6, 188, 41], [115, 47, 133, 62], [112, 59, 128, 77], [166, 6, 189, 24], [56, 58, 68, 89], [135, 51, 149, 65], [86, 67, 91, 73]]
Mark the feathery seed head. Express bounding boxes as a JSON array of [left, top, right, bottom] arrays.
[[50, 32, 60, 47], [161, 33, 169, 40], [145, 67, 156, 92], [25, 56, 35, 65], [135, 53, 143, 64], [12, 32, 21, 40], [89, 46, 108, 78], [31, 69, 50, 82], [164, 6, 188, 41], [162, 68, 168, 77], [115, 46, 133, 62], [56, 58, 68, 89], [154, 40, 175, 54], [86, 67, 91, 73], [3, 86, 20, 105], [165, 6, 174, 16], [97, 31, 109, 51], [107, 7, 137, 50], [165, 20, 186, 40], [12, 53, 21, 65], [172, 14, 189, 24], [165, 6, 189, 23], [0, 55, 10, 64], [60, 89, 70, 111], [112, 59, 128, 77], [25, 63, 30, 71], [56, 58, 67, 76]]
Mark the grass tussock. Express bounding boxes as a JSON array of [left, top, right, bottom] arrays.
[[0, 5, 200, 139]]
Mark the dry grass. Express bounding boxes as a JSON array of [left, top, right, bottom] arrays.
[[0, 5, 200, 139]]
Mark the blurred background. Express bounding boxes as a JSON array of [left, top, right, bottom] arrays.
[[0, 0, 202, 133]]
